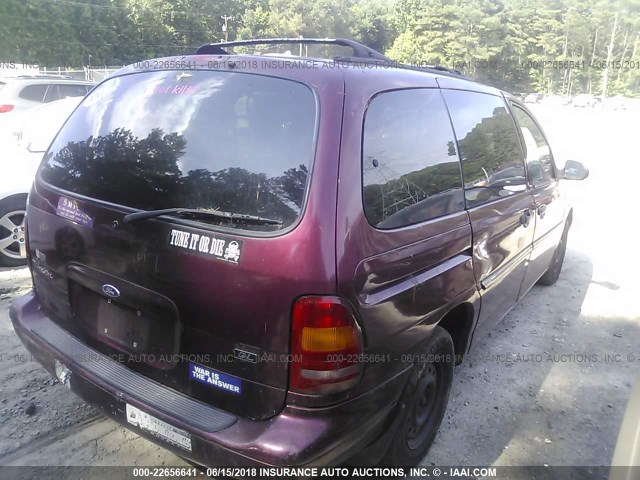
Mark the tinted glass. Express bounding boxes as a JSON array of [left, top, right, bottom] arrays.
[[363, 89, 464, 229], [39, 70, 317, 232], [18, 84, 47, 102], [512, 105, 555, 187], [443, 90, 525, 207], [58, 84, 90, 98], [44, 85, 60, 103]]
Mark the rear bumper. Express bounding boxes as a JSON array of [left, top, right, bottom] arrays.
[[10, 292, 405, 467]]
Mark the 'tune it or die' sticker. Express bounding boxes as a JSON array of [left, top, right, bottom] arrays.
[[168, 228, 242, 264], [188, 363, 242, 395]]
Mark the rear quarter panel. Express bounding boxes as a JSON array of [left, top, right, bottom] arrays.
[[333, 69, 480, 401]]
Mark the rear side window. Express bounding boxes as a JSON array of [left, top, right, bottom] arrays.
[[18, 84, 48, 102], [39, 70, 317, 232], [443, 90, 525, 207], [362, 89, 464, 229]]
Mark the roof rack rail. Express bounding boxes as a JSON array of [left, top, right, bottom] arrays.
[[14, 74, 74, 79], [331, 55, 463, 76], [194, 37, 391, 62], [194, 37, 463, 77], [400, 62, 463, 76]]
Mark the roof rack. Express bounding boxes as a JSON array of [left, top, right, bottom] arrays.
[[14, 74, 74, 79], [330, 55, 462, 76], [194, 37, 463, 77], [398, 63, 463, 76], [194, 38, 391, 61]]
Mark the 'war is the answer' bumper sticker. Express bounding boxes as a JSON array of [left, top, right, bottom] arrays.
[[188, 363, 242, 395], [168, 228, 242, 264]]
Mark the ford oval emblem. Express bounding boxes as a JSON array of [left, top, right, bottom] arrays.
[[102, 284, 121, 298]]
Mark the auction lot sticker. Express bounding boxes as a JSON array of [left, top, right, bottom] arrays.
[[126, 404, 192, 451]]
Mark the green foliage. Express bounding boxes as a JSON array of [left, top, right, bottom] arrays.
[[0, 0, 638, 96], [387, 0, 640, 95]]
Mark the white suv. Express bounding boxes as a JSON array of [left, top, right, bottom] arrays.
[[0, 96, 84, 266], [0, 76, 93, 141]]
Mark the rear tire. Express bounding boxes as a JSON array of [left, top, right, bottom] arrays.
[[381, 326, 454, 466], [0, 196, 27, 268], [538, 224, 569, 286]]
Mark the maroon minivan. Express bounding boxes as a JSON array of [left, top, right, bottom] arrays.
[[10, 38, 588, 467]]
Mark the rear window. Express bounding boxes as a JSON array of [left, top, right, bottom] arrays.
[[39, 70, 317, 232]]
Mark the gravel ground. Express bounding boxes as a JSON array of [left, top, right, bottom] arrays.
[[0, 104, 638, 473]]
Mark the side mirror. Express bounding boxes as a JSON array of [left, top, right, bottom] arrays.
[[562, 160, 589, 180], [26, 140, 49, 154]]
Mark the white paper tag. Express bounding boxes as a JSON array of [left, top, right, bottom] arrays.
[[126, 404, 192, 451]]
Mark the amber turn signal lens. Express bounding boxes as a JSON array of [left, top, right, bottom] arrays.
[[300, 326, 359, 352]]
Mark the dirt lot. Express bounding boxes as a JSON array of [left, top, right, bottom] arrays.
[[0, 104, 639, 472]]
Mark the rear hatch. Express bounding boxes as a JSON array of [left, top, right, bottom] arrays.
[[26, 65, 340, 420]]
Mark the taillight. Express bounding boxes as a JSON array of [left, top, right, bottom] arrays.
[[0, 105, 14, 113], [290, 296, 363, 394]]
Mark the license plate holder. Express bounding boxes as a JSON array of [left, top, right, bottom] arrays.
[[69, 277, 181, 368], [96, 299, 151, 353]]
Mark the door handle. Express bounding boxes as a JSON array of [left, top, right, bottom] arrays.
[[520, 208, 532, 227], [537, 204, 547, 218]]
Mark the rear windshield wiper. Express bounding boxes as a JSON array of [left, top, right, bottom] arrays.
[[123, 208, 283, 226]]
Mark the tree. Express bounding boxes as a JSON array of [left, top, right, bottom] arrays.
[[0, 0, 638, 96]]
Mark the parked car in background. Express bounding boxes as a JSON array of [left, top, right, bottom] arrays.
[[624, 98, 640, 111], [0, 76, 93, 142], [605, 95, 628, 111], [541, 94, 565, 105], [10, 38, 588, 467], [0, 96, 83, 266], [524, 92, 543, 103], [572, 93, 598, 107]]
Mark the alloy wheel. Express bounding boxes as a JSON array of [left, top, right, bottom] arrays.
[[0, 209, 27, 260]]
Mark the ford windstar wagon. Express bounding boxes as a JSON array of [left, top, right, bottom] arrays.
[[10, 38, 588, 467]]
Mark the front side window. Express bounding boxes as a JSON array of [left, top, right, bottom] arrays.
[[58, 84, 91, 99], [511, 105, 555, 187], [362, 89, 464, 229], [443, 90, 526, 207], [39, 70, 318, 232]]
